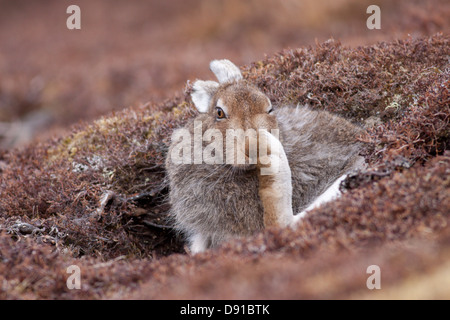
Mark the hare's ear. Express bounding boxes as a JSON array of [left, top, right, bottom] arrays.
[[210, 59, 243, 84], [191, 80, 219, 113]]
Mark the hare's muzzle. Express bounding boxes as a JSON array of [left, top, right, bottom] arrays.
[[223, 129, 259, 167]]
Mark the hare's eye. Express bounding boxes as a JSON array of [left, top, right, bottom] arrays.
[[216, 107, 226, 119], [268, 108, 274, 114]]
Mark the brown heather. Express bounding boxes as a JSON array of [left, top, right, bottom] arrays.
[[0, 34, 449, 299]]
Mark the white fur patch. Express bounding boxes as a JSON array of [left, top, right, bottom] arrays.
[[191, 80, 219, 113], [266, 97, 273, 113], [190, 233, 208, 254], [294, 173, 348, 223], [210, 59, 243, 84]]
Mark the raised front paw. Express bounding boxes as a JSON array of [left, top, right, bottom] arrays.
[[257, 129, 289, 176]]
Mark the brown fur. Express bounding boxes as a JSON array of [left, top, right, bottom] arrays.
[[258, 176, 282, 227]]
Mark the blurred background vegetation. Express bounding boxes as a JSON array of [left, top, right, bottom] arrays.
[[0, 0, 448, 149]]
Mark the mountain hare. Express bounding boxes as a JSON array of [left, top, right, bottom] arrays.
[[166, 60, 364, 253]]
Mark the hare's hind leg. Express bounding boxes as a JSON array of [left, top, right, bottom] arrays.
[[257, 130, 294, 228], [293, 173, 348, 223]]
